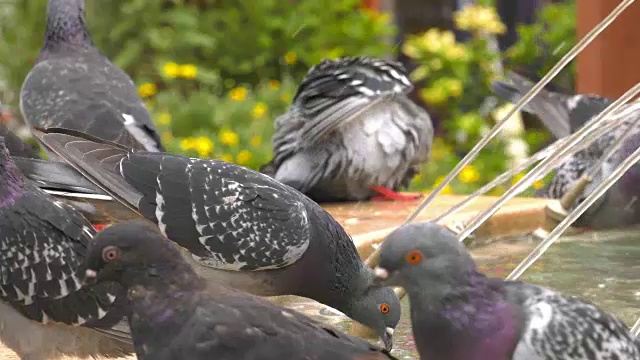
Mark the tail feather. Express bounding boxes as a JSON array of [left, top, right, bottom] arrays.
[[492, 72, 573, 139]]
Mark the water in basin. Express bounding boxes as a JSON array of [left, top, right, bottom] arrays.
[[269, 231, 640, 359]]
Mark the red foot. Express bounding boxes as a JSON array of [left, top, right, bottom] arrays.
[[93, 223, 110, 231], [370, 185, 423, 201]]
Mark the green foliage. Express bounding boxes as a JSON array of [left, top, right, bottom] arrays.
[[506, 0, 577, 90]]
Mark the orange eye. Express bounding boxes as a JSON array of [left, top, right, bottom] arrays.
[[102, 246, 120, 262], [379, 304, 390, 314], [406, 250, 423, 265]]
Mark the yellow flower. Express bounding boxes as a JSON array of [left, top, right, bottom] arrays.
[[163, 62, 180, 78], [284, 51, 297, 65], [444, 45, 467, 61], [194, 136, 214, 157], [236, 150, 252, 165], [251, 102, 267, 119], [250, 135, 262, 147], [220, 153, 234, 163], [218, 129, 239, 147], [229, 87, 247, 102], [138, 82, 157, 98], [433, 176, 454, 195], [421, 86, 448, 105], [511, 172, 525, 186], [454, 4, 506, 35], [180, 137, 196, 151], [179, 64, 198, 79], [445, 79, 463, 98], [533, 180, 545, 190], [157, 112, 172, 126], [268, 80, 280, 90], [429, 58, 443, 71], [459, 165, 480, 184]]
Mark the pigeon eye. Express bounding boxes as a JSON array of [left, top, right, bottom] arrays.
[[379, 304, 390, 314], [102, 246, 120, 262], [406, 250, 423, 265]]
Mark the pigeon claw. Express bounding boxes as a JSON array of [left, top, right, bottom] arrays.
[[370, 185, 422, 201]]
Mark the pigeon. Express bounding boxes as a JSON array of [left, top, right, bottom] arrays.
[[0, 136, 133, 359], [19, 127, 402, 349], [80, 220, 398, 360], [262, 56, 433, 202], [369, 221, 640, 360], [493, 72, 640, 229], [20, 0, 164, 153]]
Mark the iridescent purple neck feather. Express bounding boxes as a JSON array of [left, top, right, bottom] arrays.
[[40, 0, 95, 61], [0, 139, 26, 207]]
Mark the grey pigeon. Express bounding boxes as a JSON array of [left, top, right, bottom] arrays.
[[80, 220, 398, 360], [370, 222, 640, 360], [492, 72, 640, 229], [20, 127, 401, 349], [263, 56, 433, 202], [20, 0, 164, 152], [0, 137, 133, 359]]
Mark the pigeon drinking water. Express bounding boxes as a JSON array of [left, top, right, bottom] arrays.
[[262, 56, 434, 202], [20, 0, 165, 152], [19, 127, 401, 349], [80, 220, 398, 360], [0, 136, 132, 359], [370, 222, 640, 360]]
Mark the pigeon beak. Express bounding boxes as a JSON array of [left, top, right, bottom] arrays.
[[82, 269, 98, 287], [371, 266, 394, 288], [382, 326, 394, 352]]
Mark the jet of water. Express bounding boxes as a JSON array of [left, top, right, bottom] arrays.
[[506, 117, 640, 281], [401, 0, 637, 225], [457, 82, 640, 242]]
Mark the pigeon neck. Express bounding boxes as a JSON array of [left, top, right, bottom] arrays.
[[40, 0, 95, 59], [0, 145, 26, 207], [124, 261, 207, 292], [407, 271, 521, 360]]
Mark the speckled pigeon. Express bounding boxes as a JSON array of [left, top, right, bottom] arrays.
[[261, 56, 433, 203], [21, 127, 401, 349], [80, 220, 398, 360], [493, 72, 640, 229], [20, 0, 164, 152], [0, 137, 133, 359], [370, 222, 640, 360]]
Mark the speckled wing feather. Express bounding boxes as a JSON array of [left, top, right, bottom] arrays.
[[0, 183, 126, 329], [20, 53, 164, 152], [284, 56, 413, 149], [139, 285, 396, 360], [35, 128, 311, 271], [506, 282, 640, 359]]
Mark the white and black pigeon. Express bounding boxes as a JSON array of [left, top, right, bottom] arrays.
[[80, 220, 398, 360], [370, 222, 640, 360], [20, 0, 164, 153], [262, 56, 433, 203], [0, 137, 133, 360], [19, 127, 402, 350], [493, 72, 640, 229]]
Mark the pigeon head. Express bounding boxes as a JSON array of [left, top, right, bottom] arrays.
[[0, 137, 26, 206], [42, 0, 94, 57], [370, 222, 475, 294], [350, 283, 401, 351], [81, 220, 190, 288]]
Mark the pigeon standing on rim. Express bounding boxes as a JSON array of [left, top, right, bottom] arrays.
[[492, 72, 640, 229], [19, 127, 401, 350], [81, 220, 398, 360], [20, 0, 164, 153], [370, 222, 640, 360], [0, 137, 132, 359], [262, 56, 433, 203]]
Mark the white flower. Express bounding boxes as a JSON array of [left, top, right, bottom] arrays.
[[506, 138, 530, 167], [494, 103, 525, 137]]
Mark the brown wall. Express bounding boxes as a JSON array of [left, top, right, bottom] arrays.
[[577, 0, 640, 98]]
